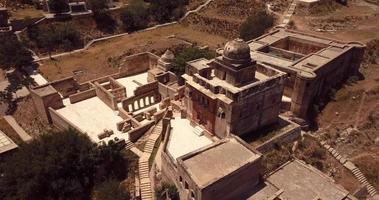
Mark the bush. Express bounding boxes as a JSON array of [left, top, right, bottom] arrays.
[[0, 35, 33, 70], [48, 0, 70, 13], [155, 183, 179, 200], [0, 130, 130, 200], [171, 47, 216, 76], [93, 11, 117, 33], [27, 23, 84, 52], [120, 0, 150, 31], [239, 10, 274, 41], [148, 0, 188, 23]]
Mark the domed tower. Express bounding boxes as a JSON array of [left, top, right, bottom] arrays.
[[158, 49, 175, 72], [212, 38, 256, 87]]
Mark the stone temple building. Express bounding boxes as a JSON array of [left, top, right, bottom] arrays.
[[183, 39, 286, 138], [248, 28, 365, 118]]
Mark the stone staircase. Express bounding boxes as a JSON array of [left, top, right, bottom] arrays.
[[280, 0, 298, 27], [125, 140, 134, 150], [138, 121, 164, 200], [321, 141, 378, 197]]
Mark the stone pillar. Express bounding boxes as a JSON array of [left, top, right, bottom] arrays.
[[290, 71, 316, 119]]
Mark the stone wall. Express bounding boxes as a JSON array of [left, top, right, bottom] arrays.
[[94, 82, 118, 110], [49, 77, 79, 98], [69, 88, 96, 104], [256, 119, 301, 153], [119, 52, 159, 77], [122, 82, 161, 112], [128, 121, 155, 142], [49, 107, 83, 132], [30, 88, 64, 123]]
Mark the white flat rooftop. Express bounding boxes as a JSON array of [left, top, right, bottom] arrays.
[[0, 130, 18, 154], [56, 97, 127, 143], [166, 117, 212, 161], [116, 72, 149, 97]]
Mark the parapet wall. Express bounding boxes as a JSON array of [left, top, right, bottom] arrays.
[[119, 52, 160, 77], [94, 82, 118, 110], [128, 121, 155, 142], [69, 88, 97, 104], [49, 107, 83, 133]]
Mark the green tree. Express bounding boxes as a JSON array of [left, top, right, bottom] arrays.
[[0, 130, 98, 200], [149, 0, 188, 23], [155, 183, 179, 200], [120, 0, 149, 31], [0, 35, 33, 71], [171, 47, 216, 76], [87, 0, 108, 12], [239, 11, 274, 41], [48, 0, 69, 13], [34, 23, 83, 53]]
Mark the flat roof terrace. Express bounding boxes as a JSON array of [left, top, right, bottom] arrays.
[[116, 72, 149, 97], [266, 159, 352, 200], [0, 130, 18, 155], [180, 137, 261, 188], [56, 97, 126, 143], [166, 117, 212, 162]]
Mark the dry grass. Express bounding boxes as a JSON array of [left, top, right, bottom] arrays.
[[38, 24, 227, 82]]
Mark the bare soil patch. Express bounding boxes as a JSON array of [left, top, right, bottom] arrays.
[[182, 0, 268, 39], [38, 24, 227, 82]]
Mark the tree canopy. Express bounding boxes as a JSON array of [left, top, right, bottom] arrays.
[[171, 47, 216, 76], [48, 0, 69, 14], [155, 183, 179, 200], [0, 35, 33, 71], [27, 23, 83, 53], [120, 0, 149, 31], [148, 0, 188, 23], [239, 11, 274, 41], [0, 130, 129, 200]]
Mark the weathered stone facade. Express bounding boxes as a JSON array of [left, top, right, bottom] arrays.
[[183, 39, 286, 138], [248, 28, 365, 118]]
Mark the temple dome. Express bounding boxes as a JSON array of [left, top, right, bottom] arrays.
[[160, 49, 175, 63], [223, 38, 251, 63]]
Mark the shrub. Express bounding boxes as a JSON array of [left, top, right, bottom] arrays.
[[155, 183, 179, 200], [171, 47, 216, 76], [120, 0, 150, 31], [0, 130, 130, 200], [48, 0, 70, 13], [0, 35, 33, 70], [28, 23, 83, 52], [148, 0, 188, 23], [239, 10, 274, 41]]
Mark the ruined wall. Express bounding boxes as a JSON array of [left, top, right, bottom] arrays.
[[122, 82, 161, 112], [49, 77, 79, 98], [109, 78, 126, 102], [30, 89, 64, 123], [49, 107, 83, 132], [119, 53, 159, 77], [69, 88, 96, 104], [94, 82, 118, 110]]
